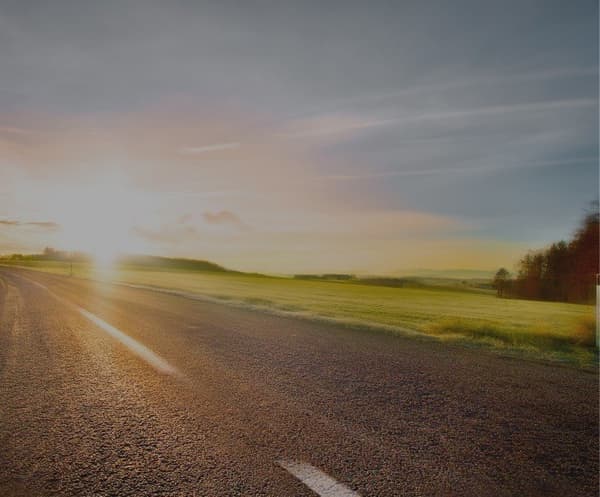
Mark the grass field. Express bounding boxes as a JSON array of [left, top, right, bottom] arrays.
[[2, 260, 597, 366]]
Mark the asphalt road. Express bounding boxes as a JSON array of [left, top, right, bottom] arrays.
[[0, 267, 597, 496]]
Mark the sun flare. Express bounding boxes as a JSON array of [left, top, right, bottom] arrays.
[[44, 171, 150, 269]]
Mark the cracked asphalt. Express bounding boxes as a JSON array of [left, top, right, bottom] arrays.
[[0, 267, 597, 496]]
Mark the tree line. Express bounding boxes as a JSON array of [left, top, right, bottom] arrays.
[[494, 202, 599, 304]]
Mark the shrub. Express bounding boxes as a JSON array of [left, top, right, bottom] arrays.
[[572, 314, 597, 347]]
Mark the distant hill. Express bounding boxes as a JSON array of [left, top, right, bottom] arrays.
[[0, 250, 230, 273], [1, 249, 495, 281], [391, 268, 495, 280], [116, 254, 229, 272]]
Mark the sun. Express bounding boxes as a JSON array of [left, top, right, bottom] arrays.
[[47, 171, 148, 270], [87, 236, 121, 270]]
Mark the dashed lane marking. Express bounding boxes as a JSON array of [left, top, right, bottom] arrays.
[[14, 273, 180, 376], [76, 307, 179, 376], [278, 460, 362, 497]]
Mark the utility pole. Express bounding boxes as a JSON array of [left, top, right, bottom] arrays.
[[596, 274, 599, 349]]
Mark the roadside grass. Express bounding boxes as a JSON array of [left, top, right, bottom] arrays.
[[2, 260, 596, 367], [426, 316, 596, 348]]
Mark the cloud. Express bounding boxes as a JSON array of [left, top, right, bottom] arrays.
[[0, 219, 60, 230], [294, 66, 598, 117], [279, 115, 372, 139], [0, 111, 311, 194], [203, 210, 248, 230], [375, 97, 597, 126], [25, 221, 60, 229], [321, 156, 598, 181], [285, 98, 597, 140], [179, 142, 241, 154]]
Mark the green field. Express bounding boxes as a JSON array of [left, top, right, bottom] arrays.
[[2, 259, 597, 366]]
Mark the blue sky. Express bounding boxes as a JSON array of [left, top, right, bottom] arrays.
[[0, 0, 597, 273]]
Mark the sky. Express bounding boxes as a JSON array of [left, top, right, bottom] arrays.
[[0, 0, 598, 274]]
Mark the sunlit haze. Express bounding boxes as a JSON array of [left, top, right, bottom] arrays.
[[1, 1, 598, 274]]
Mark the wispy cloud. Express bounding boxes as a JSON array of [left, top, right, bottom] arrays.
[[322, 156, 597, 181], [171, 70, 598, 147], [376, 97, 597, 126], [179, 142, 241, 154], [286, 98, 597, 139], [294, 66, 598, 117], [27, 221, 60, 229], [278, 115, 371, 139], [203, 210, 248, 230], [0, 219, 60, 229]]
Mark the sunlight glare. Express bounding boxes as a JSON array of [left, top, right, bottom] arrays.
[[46, 170, 149, 272]]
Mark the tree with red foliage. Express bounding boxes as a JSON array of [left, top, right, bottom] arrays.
[[501, 202, 599, 303]]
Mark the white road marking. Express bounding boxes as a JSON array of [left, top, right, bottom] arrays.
[[76, 307, 179, 376], [15, 273, 179, 376], [29, 280, 48, 290], [278, 460, 362, 497]]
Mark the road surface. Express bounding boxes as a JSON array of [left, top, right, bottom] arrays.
[[0, 267, 597, 496]]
